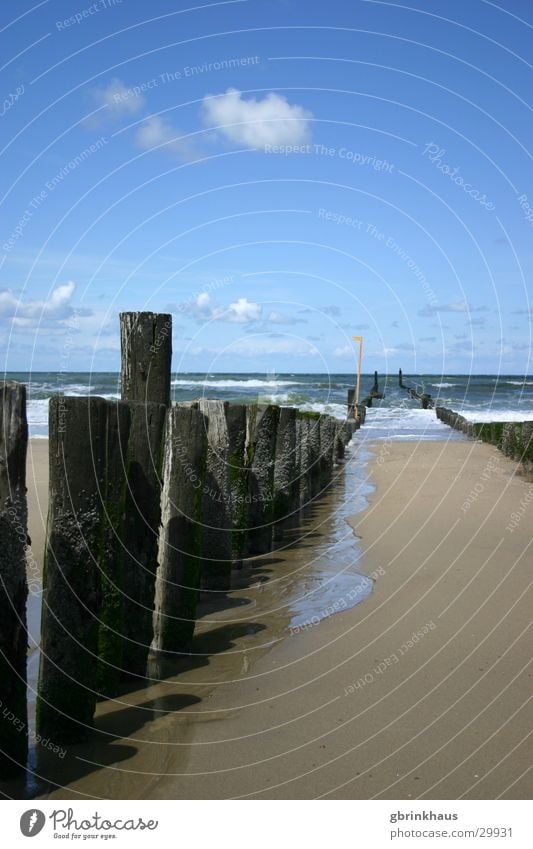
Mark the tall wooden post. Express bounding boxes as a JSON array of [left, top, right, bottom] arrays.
[[198, 400, 232, 592], [153, 406, 207, 654], [37, 397, 108, 743], [120, 312, 172, 407], [121, 401, 167, 680], [0, 381, 28, 777], [246, 405, 279, 555], [273, 407, 299, 541]]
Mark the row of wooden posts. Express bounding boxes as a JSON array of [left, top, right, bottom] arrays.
[[436, 406, 533, 471], [0, 312, 366, 777]]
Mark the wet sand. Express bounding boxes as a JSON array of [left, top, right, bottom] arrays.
[[12, 438, 533, 799]]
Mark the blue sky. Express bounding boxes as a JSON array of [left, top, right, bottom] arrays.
[[1, 0, 531, 374]]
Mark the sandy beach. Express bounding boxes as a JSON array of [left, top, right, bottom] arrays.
[[23, 436, 531, 800]]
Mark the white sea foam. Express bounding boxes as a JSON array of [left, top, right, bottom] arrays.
[[362, 406, 464, 441], [171, 378, 299, 388], [430, 382, 458, 388], [27, 399, 49, 426], [505, 380, 533, 386], [27, 394, 122, 432], [298, 401, 348, 420], [459, 410, 533, 422]]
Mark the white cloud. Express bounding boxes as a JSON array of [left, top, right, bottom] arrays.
[[90, 77, 145, 121], [0, 282, 83, 325], [267, 310, 306, 325], [179, 293, 262, 324], [333, 345, 355, 358], [135, 115, 201, 161], [419, 300, 489, 317], [227, 297, 261, 323], [202, 87, 313, 148]]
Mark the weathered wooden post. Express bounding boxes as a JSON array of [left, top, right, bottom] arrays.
[[246, 404, 279, 554], [501, 423, 519, 459], [520, 421, 533, 472], [273, 407, 299, 541], [296, 412, 322, 509], [118, 311, 171, 671], [223, 403, 248, 566], [307, 413, 322, 498], [37, 396, 108, 743], [335, 420, 353, 461], [0, 381, 29, 777], [95, 401, 132, 697], [121, 401, 167, 680], [120, 312, 172, 406], [347, 389, 356, 420], [198, 400, 233, 591], [319, 415, 336, 491], [152, 405, 207, 654], [297, 413, 311, 509]]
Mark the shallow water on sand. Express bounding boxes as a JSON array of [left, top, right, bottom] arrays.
[[14, 441, 374, 800]]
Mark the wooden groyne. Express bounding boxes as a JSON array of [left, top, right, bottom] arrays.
[[357, 371, 384, 408], [19, 312, 362, 743], [0, 381, 29, 777], [399, 369, 434, 409], [436, 407, 533, 473]]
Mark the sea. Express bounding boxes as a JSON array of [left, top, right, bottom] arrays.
[[6, 371, 533, 441]]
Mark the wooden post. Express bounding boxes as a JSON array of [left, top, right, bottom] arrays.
[[273, 407, 299, 541], [37, 397, 108, 743], [347, 389, 356, 420], [225, 404, 248, 566], [95, 400, 132, 697], [296, 412, 322, 507], [297, 414, 311, 509], [319, 415, 336, 491], [121, 402, 167, 680], [120, 312, 172, 407], [246, 404, 279, 555], [0, 381, 29, 777], [198, 400, 233, 592], [152, 405, 207, 654], [307, 413, 322, 498]]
